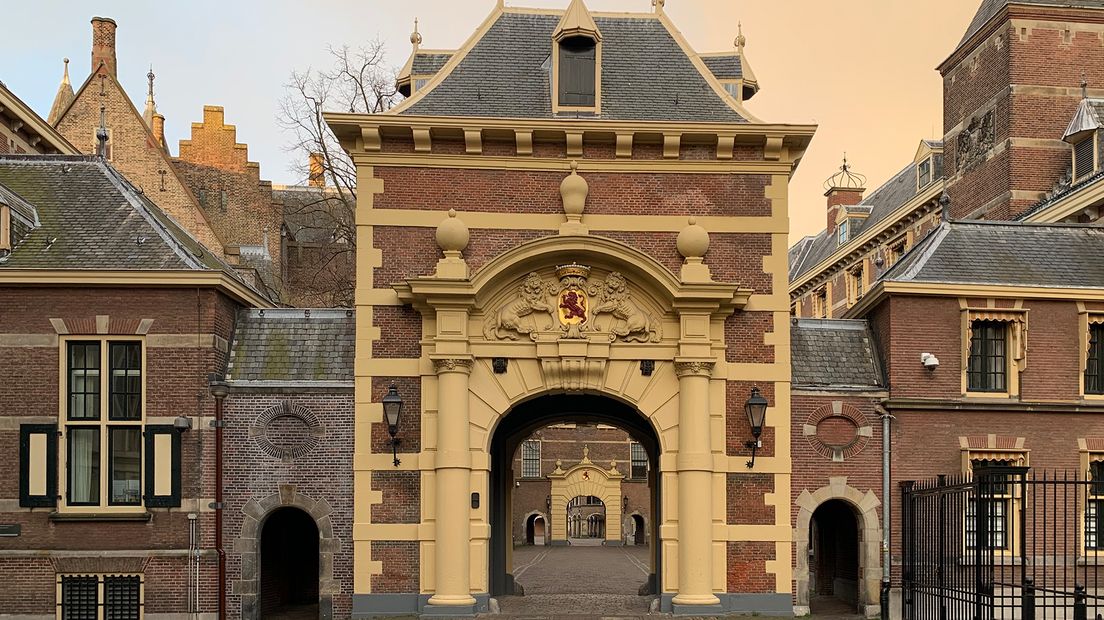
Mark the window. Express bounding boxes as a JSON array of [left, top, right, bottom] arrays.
[[887, 237, 907, 267], [59, 574, 142, 620], [968, 320, 1007, 393], [558, 36, 596, 107], [813, 287, 828, 319], [846, 264, 864, 305], [1074, 134, 1097, 180], [837, 219, 850, 246], [1087, 461, 1104, 550], [219, 190, 228, 212], [197, 188, 207, 209], [66, 341, 143, 508], [918, 157, 933, 189], [966, 459, 1014, 551], [630, 442, 647, 480], [521, 440, 541, 479], [1087, 323, 1104, 395]]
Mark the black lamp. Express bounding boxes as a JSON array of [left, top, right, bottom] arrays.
[[623, 496, 629, 511], [382, 383, 403, 467], [744, 386, 768, 469]]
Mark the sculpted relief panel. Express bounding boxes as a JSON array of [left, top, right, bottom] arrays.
[[483, 264, 662, 343]]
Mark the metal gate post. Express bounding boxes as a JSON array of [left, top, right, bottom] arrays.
[[938, 475, 947, 620], [1074, 584, 1087, 620], [901, 481, 915, 620], [1022, 577, 1035, 620]]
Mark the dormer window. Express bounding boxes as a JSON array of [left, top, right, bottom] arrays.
[[0, 200, 10, 259], [917, 157, 933, 189], [1074, 133, 1097, 181], [552, 0, 602, 114], [837, 219, 850, 246], [559, 36, 597, 107]]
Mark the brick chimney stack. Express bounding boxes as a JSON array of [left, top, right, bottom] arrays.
[[309, 153, 325, 188], [91, 17, 118, 78], [822, 155, 866, 231], [152, 114, 167, 152]]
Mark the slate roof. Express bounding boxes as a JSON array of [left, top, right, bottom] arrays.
[[882, 220, 1104, 288], [275, 186, 353, 245], [791, 318, 884, 389], [412, 52, 454, 76], [226, 309, 355, 384], [959, 0, 1104, 47], [0, 155, 241, 274], [789, 153, 943, 283], [400, 11, 746, 122], [701, 55, 742, 80]]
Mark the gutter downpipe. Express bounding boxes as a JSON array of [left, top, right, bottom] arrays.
[[876, 402, 894, 619], [210, 378, 230, 619]]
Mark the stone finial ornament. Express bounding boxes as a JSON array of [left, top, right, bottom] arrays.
[[559, 160, 589, 235], [678, 216, 712, 282], [410, 18, 422, 48], [434, 209, 469, 278]]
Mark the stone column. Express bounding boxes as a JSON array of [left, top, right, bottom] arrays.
[[672, 360, 721, 609], [427, 357, 477, 609]]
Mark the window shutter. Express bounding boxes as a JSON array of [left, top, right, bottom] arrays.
[[144, 425, 181, 507], [19, 424, 58, 507]]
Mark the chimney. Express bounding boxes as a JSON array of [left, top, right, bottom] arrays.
[[91, 17, 118, 78], [152, 114, 167, 152], [309, 152, 325, 188], [822, 155, 866, 231]]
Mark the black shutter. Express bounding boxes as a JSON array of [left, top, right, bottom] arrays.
[[559, 38, 596, 107], [144, 425, 181, 508], [19, 424, 57, 508]]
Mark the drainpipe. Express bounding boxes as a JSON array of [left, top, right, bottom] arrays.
[[210, 378, 230, 620], [876, 403, 894, 619]]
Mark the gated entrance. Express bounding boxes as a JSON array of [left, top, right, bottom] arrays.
[[901, 465, 1103, 619]]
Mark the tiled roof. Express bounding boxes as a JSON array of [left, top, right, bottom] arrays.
[[958, 0, 1104, 47], [0, 155, 237, 273], [789, 153, 943, 283], [791, 318, 884, 389], [882, 220, 1104, 288], [412, 52, 454, 76], [226, 308, 355, 384], [701, 55, 742, 80], [401, 11, 746, 122]]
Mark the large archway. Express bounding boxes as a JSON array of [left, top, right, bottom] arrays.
[[489, 393, 661, 604], [259, 507, 320, 618]]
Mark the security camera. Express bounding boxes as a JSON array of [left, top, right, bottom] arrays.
[[921, 353, 940, 370]]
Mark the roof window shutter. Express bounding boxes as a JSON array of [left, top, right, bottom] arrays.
[[559, 37, 596, 107], [144, 425, 181, 507], [19, 424, 58, 507]]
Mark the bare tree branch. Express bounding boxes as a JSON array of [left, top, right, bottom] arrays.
[[277, 40, 401, 306]]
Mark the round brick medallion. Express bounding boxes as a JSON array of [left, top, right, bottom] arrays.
[[252, 401, 324, 460], [805, 403, 871, 462]]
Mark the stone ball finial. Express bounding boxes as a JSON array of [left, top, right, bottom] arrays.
[[677, 216, 710, 259], [436, 208, 469, 253], [560, 160, 589, 220]]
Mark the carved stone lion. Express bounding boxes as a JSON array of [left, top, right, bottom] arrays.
[[590, 272, 661, 343], [483, 272, 555, 340]]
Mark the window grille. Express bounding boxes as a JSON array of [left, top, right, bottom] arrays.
[[1087, 323, 1104, 394], [61, 576, 99, 620], [521, 440, 541, 479], [630, 442, 647, 479]]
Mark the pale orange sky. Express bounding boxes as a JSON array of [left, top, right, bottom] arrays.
[[10, 0, 981, 241]]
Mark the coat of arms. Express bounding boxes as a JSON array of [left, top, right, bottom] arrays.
[[556, 264, 591, 337]]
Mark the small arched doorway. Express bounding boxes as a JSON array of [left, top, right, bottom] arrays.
[[260, 507, 319, 618], [810, 500, 860, 614], [525, 513, 547, 545], [632, 514, 646, 545], [567, 496, 606, 542]]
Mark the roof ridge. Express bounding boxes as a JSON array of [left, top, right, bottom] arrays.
[[897, 222, 950, 281]]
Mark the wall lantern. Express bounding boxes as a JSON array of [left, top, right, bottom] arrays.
[[382, 383, 403, 467], [623, 496, 629, 511], [545, 495, 552, 512], [744, 386, 769, 469]]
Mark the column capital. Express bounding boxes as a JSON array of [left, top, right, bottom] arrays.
[[673, 358, 715, 378], [432, 356, 474, 375]]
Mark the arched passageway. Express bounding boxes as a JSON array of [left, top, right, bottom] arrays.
[[259, 507, 319, 618], [490, 393, 660, 607], [810, 499, 861, 614], [525, 513, 547, 545], [632, 514, 646, 546]]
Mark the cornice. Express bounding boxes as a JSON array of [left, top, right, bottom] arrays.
[[0, 269, 273, 308], [883, 396, 1104, 414], [1021, 175, 1104, 224], [844, 280, 1104, 319]]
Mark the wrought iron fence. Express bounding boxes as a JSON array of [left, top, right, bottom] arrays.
[[901, 466, 1104, 620]]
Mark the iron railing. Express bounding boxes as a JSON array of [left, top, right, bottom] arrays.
[[902, 466, 1104, 619]]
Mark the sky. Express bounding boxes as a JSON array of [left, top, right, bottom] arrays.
[[5, 0, 980, 241]]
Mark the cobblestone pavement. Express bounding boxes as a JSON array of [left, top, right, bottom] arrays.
[[491, 545, 656, 617]]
